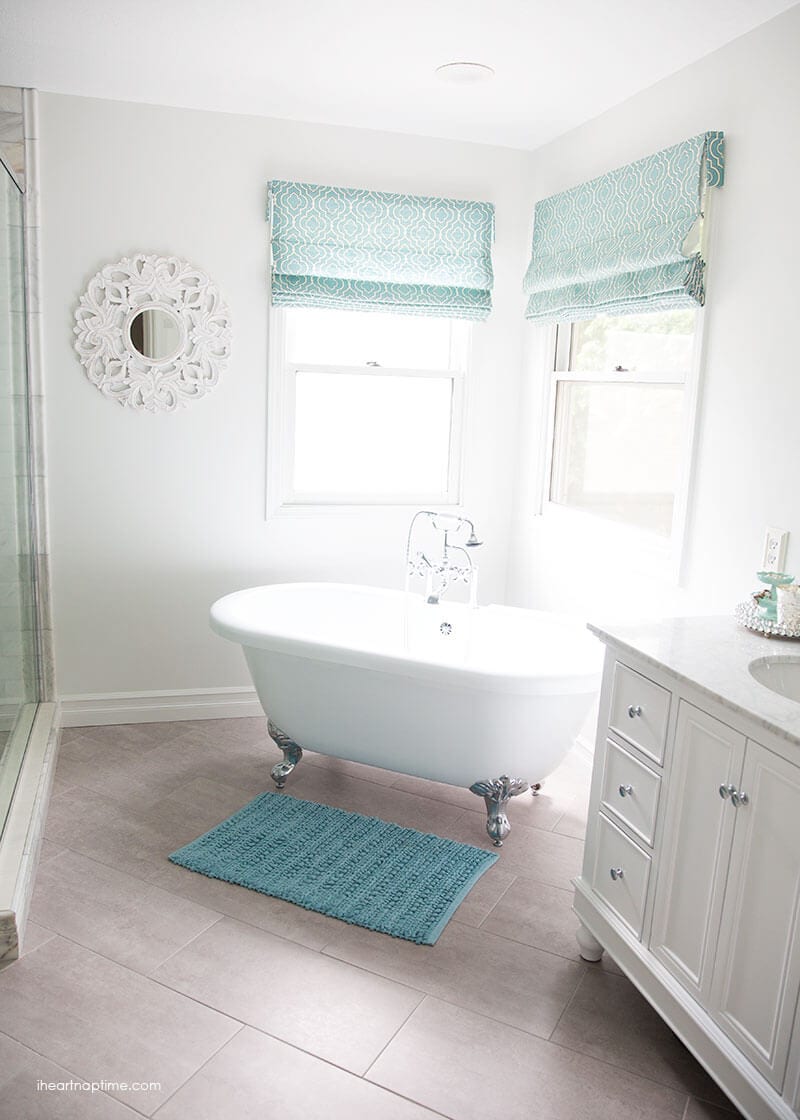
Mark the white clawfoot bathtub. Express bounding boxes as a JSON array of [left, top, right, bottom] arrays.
[[210, 583, 601, 844]]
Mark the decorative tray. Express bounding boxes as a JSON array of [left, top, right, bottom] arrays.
[[735, 600, 800, 640]]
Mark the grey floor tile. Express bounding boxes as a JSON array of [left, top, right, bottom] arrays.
[[447, 812, 585, 884], [36, 838, 65, 864], [58, 727, 89, 745], [0, 1031, 142, 1119], [62, 721, 189, 753], [482, 875, 582, 960], [20, 919, 56, 955], [50, 775, 77, 797], [0, 936, 239, 1115], [553, 791, 590, 840], [146, 776, 260, 831], [685, 1097, 743, 1118], [323, 918, 584, 1038], [151, 916, 424, 1075], [28, 722, 725, 1119], [303, 749, 400, 787], [150, 857, 346, 951], [43, 786, 202, 883], [288, 764, 464, 833], [29, 849, 222, 972], [389, 772, 481, 810], [450, 865, 516, 927], [551, 969, 732, 1104], [154, 1026, 441, 1120], [368, 996, 688, 1120], [55, 736, 227, 807]]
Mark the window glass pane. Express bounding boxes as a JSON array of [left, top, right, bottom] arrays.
[[285, 308, 453, 369], [570, 309, 697, 375], [293, 372, 453, 497], [550, 381, 684, 536]]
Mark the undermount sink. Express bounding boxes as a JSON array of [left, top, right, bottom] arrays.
[[749, 656, 800, 703]]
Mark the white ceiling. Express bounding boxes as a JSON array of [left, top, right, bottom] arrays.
[[1, 0, 797, 150]]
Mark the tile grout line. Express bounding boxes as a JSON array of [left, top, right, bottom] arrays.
[[140, 913, 227, 975], [49, 767, 585, 847], [44, 824, 583, 952], [148, 1024, 247, 1118], [544, 1032, 731, 1104], [0, 1026, 150, 1118], [473, 873, 518, 928], [34, 842, 356, 958], [547, 962, 588, 1042], [361, 992, 429, 1081]]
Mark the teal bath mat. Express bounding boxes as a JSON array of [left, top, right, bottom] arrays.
[[169, 791, 498, 945]]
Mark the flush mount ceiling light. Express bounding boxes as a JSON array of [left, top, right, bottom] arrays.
[[435, 62, 495, 85]]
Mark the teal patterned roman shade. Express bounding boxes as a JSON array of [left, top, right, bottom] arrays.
[[269, 180, 495, 320], [523, 131, 725, 323]]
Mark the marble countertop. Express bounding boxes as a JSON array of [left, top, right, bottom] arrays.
[[588, 615, 800, 748]]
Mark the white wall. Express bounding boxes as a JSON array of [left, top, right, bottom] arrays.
[[39, 96, 529, 699], [40, 3, 800, 704], [507, 4, 800, 622]]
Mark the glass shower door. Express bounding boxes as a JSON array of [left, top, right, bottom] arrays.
[[0, 158, 38, 835]]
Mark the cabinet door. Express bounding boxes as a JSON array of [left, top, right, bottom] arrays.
[[709, 741, 800, 1089], [650, 702, 745, 1002]]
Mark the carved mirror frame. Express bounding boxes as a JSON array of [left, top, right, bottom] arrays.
[[73, 253, 232, 412]]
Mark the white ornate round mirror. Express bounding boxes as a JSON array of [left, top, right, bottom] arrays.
[[73, 253, 232, 412]]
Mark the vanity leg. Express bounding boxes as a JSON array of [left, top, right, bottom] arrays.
[[576, 922, 605, 962], [267, 720, 303, 790], [469, 775, 530, 847]]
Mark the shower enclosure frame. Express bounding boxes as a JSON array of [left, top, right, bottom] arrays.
[[0, 86, 58, 968]]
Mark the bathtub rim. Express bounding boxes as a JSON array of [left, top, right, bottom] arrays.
[[210, 582, 602, 698]]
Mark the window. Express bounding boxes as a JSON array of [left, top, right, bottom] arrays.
[[547, 309, 699, 540], [269, 306, 469, 510]]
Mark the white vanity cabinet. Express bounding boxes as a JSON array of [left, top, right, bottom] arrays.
[[574, 627, 800, 1120], [650, 702, 745, 1005], [708, 742, 800, 1088]]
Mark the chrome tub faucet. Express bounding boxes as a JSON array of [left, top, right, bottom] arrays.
[[404, 510, 483, 606]]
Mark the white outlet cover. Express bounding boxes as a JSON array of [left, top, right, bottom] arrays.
[[763, 527, 789, 572]]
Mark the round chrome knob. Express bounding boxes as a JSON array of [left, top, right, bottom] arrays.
[[731, 789, 749, 807], [627, 705, 642, 719], [719, 783, 735, 800], [618, 784, 633, 797], [609, 867, 624, 881]]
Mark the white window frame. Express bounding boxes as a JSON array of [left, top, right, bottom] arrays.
[[539, 309, 706, 581], [266, 306, 470, 517]]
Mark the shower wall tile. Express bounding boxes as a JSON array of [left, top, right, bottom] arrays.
[[0, 88, 22, 114]]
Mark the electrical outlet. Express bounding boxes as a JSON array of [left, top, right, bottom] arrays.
[[762, 527, 789, 572]]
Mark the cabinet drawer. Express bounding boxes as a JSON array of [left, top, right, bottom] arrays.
[[591, 813, 651, 938], [608, 662, 671, 765], [600, 739, 661, 847]]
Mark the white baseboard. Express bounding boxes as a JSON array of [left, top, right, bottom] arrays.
[[59, 687, 263, 728]]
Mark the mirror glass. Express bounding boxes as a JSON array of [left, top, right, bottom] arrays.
[[128, 307, 182, 361]]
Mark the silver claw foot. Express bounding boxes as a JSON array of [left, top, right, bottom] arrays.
[[531, 782, 542, 796], [267, 719, 303, 790], [469, 775, 530, 846]]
